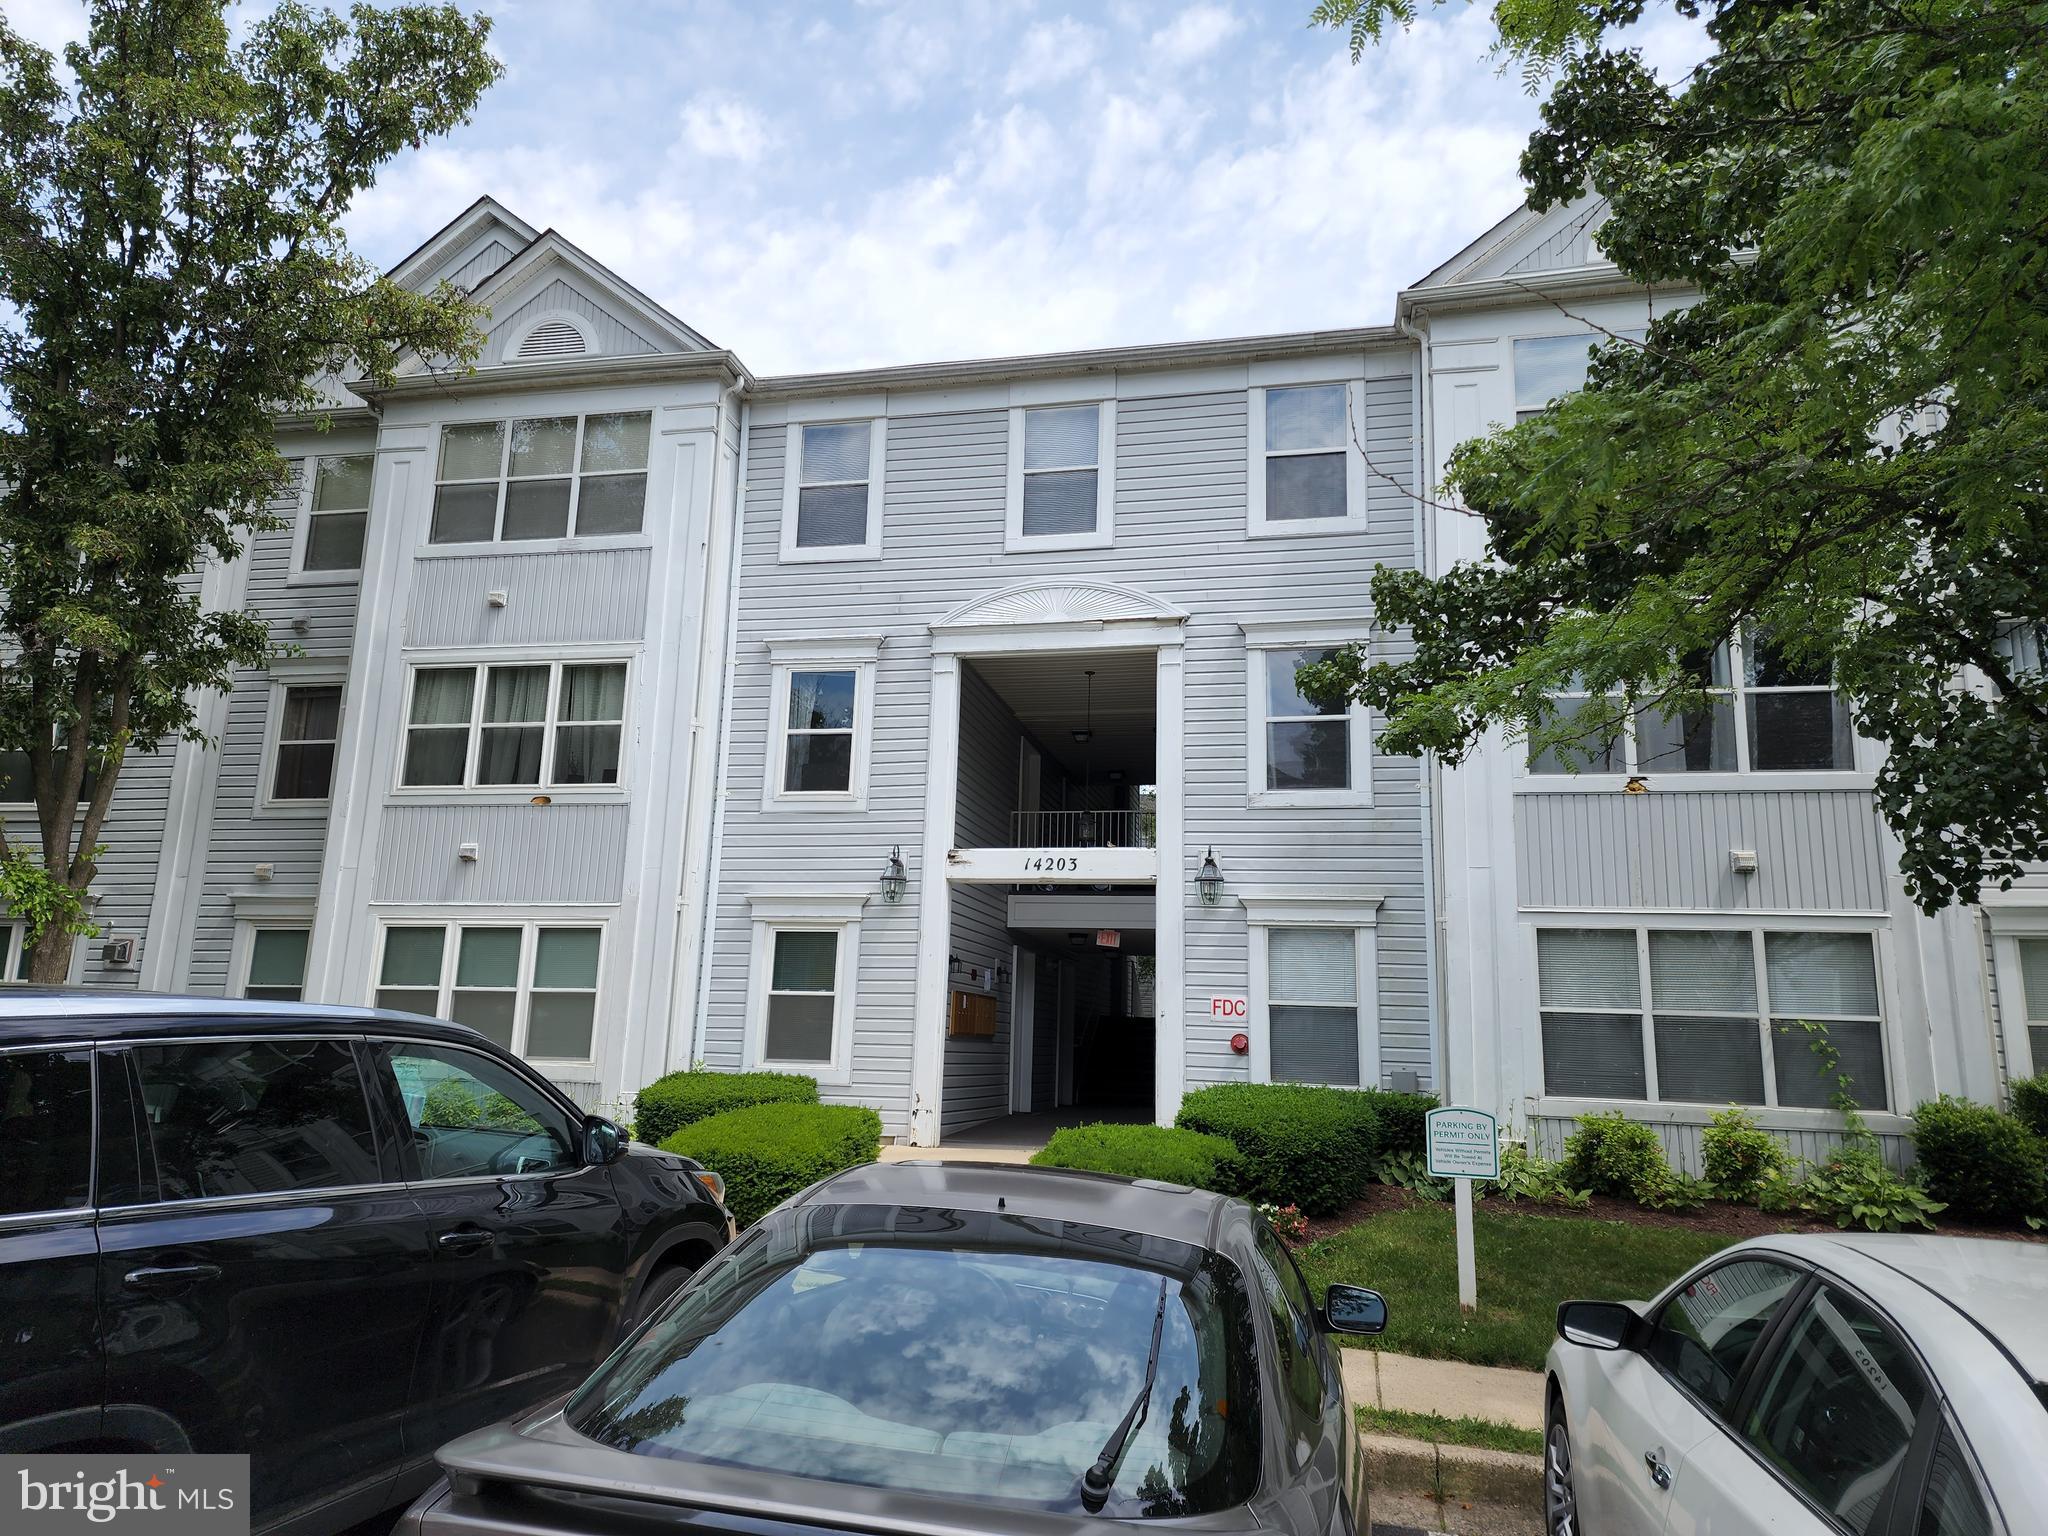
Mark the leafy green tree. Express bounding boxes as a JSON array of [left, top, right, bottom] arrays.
[[0, 1, 498, 977], [1306, 0, 2048, 911]]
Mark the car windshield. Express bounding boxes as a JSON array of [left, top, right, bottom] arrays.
[[567, 1205, 1262, 1517]]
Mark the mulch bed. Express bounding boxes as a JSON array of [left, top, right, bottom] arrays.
[[1299, 1181, 2048, 1245]]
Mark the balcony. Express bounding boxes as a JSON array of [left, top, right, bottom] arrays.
[[1009, 808, 1156, 850]]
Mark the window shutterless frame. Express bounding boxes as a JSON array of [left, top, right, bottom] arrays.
[[778, 418, 886, 562], [396, 656, 631, 794], [257, 670, 348, 813], [371, 920, 606, 1067], [290, 451, 375, 580], [428, 411, 652, 546], [1004, 400, 1115, 552], [761, 640, 881, 811], [743, 895, 865, 1086], [1242, 624, 1373, 808], [1246, 379, 1368, 537]]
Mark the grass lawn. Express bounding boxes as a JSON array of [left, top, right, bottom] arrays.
[[1355, 1405, 1545, 1457], [1296, 1201, 1730, 1371]]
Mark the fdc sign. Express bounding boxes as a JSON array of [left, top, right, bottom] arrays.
[[1208, 995, 1248, 1020]]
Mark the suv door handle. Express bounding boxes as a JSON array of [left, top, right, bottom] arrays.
[[123, 1263, 222, 1291], [1645, 1449, 1672, 1490], [437, 1227, 492, 1252]]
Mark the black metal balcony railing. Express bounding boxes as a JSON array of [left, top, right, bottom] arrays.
[[1009, 809, 1156, 849]]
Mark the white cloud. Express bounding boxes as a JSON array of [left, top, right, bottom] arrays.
[[1151, 4, 1242, 66], [680, 93, 774, 164], [5, 0, 87, 54], [1004, 16, 1101, 94]]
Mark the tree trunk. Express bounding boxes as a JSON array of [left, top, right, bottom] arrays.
[[26, 916, 77, 983]]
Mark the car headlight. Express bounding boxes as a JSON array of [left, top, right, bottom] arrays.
[[695, 1169, 726, 1206]]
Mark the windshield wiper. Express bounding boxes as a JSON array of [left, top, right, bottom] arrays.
[[1079, 1276, 1171, 1514]]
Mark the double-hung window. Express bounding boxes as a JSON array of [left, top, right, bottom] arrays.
[[745, 895, 863, 1084], [375, 921, 602, 1062], [1513, 330, 1648, 422], [300, 454, 373, 574], [430, 412, 651, 544], [1536, 924, 1888, 1110], [1006, 402, 1113, 549], [1244, 627, 1372, 806], [1249, 382, 1362, 534], [243, 928, 310, 1002], [401, 660, 627, 790], [781, 419, 884, 560], [1527, 632, 1855, 777], [1245, 896, 1382, 1090], [269, 683, 343, 803], [764, 639, 879, 809]]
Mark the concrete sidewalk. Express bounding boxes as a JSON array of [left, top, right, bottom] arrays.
[[1341, 1348, 1545, 1431]]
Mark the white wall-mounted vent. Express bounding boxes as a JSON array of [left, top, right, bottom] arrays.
[[513, 318, 587, 361]]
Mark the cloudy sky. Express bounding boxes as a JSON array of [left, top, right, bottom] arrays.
[[10, 0, 1705, 374]]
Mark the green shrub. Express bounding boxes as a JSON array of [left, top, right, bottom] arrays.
[[1912, 1095, 2048, 1224], [1561, 1111, 1669, 1199], [633, 1070, 818, 1146], [1794, 1144, 1943, 1232], [1176, 1083, 1377, 1215], [1701, 1107, 1793, 1202], [661, 1102, 880, 1227], [1378, 1149, 1452, 1201], [1633, 1166, 1715, 1213], [1361, 1089, 1438, 1162], [1030, 1123, 1246, 1193], [2009, 1074, 2048, 1145], [1482, 1144, 1591, 1208]]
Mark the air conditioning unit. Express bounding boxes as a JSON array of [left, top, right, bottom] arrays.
[[100, 936, 138, 968]]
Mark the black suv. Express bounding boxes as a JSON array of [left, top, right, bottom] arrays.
[[0, 990, 731, 1536]]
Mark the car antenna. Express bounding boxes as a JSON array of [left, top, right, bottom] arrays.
[[1079, 1275, 1171, 1513]]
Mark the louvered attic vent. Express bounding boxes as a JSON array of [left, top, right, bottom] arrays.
[[514, 319, 587, 361]]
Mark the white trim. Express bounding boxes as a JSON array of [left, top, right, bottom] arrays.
[[761, 651, 877, 812], [256, 668, 348, 817], [911, 654, 963, 1144], [1009, 944, 1035, 1113], [1244, 895, 1383, 1089], [371, 916, 606, 1070], [231, 920, 312, 1000], [743, 895, 864, 1086], [423, 408, 654, 550], [1003, 400, 1116, 553], [778, 418, 885, 563], [394, 655, 634, 797], [500, 309, 594, 366], [286, 450, 374, 587], [1985, 914, 2048, 1083], [1244, 634, 1373, 808], [1246, 378, 1368, 538]]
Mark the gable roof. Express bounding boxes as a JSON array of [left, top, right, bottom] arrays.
[[385, 195, 539, 295], [1409, 195, 1614, 291]]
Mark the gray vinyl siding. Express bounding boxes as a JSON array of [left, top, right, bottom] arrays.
[[1514, 789, 1889, 911], [1031, 952, 1059, 1109], [407, 548, 652, 648], [1504, 201, 1611, 275], [371, 804, 630, 904], [1529, 1113, 1912, 1176], [448, 239, 516, 292], [706, 365, 1431, 1134], [486, 277, 662, 359]]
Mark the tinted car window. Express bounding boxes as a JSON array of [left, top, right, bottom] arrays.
[[1743, 1283, 1926, 1533], [376, 1042, 576, 1180], [1646, 1258, 1801, 1413], [0, 1048, 92, 1215], [569, 1206, 1262, 1517], [1251, 1221, 1323, 1425], [121, 1039, 381, 1202], [1919, 1424, 1991, 1536]]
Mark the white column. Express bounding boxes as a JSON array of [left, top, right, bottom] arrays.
[[909, 651, 961, 1146], [1154, 642, 1187, 1126]]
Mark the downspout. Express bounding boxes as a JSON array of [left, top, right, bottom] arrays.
[[686, 392, 750, 1071], [1396, 300, 1449, 1104]]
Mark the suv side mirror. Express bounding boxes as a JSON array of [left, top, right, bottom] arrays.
[[1323, 1284, 1388, 1336], [1557, 1299, 1640, 1351], [583, 1115, 628, 1166]]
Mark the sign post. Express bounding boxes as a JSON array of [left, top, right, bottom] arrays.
[[1425, 1106, 1499, 1313]]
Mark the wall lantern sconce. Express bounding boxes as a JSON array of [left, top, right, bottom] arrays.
[[881, 845, 908, 904], [1197, 847, 1223, 907]]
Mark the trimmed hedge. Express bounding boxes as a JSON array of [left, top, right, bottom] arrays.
[[634, 1070, 818, 1146], [1362, 1089, 1437, 1162], [1176, 1083, 1377, 1214], [1030, 1123, 1247, 1193], [660, 1102, 881, 1228], [1911, 1095, 2048, 1225], [2010, 1074, 2048, 1145]]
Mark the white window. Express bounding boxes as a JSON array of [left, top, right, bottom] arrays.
[[0, 922, 34, 980], [1535, 924, 1888, 1110], [242, 928, 310, 1002], [1248, 382, 1364, 535], [400, 660, 627, 790], [1243, 625, 1372, 807], [429, 411, 650, 544], [266, 682, 343, 804], [763, 638, 880, 810], [1244, 895, 1382, 1089], [375, 920, 602, 1063], [2021, 938, 2048, 1077], [1527, 631, 1856, 777], [1513, 330, 1646, 422], [744, 895, 863, 1084], [780, 419, 885, 561], [1005, 402, 1114, 550], [297, 454, 373, 575]]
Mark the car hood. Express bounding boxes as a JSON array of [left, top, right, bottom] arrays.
[[430, 1402, 1267, 1536]]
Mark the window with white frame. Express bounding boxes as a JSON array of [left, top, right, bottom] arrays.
[[400, 660, 627, 789], [429, 411, 650, 544], [1250, 382, 1358, 531], [782, 420, 884, 559], [1244, 630, 1371, 806], [0, 921, 33, 980], [1268, 927, 1362, 1086], [745, 895, 862, 1082], [765, 930, 839, 1065], [1007, 403, 1112, 548], [301, 454, 373, 573], [1536, 925, 1887, 1109], [2018, 938, 2048, 1075], [270, 683, 343, 802], [781, 671, 855, 793], [375, 921, 602, 1061], [243, 927, 309, 1002], [1513, 330, 1647, 423], [764, 641, 878, 809], [1527, 632, 1855, 776]]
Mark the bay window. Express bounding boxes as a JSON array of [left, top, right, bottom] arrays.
[[375, 920, 602, 1062], [1536, 923, 1887, 1110], [429, 411, 650, 544], [401, 660, 627, 790]]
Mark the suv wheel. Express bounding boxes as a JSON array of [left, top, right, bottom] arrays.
[[627, 1260, 695, 1333]]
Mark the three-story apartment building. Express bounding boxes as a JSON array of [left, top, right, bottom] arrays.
[[15, 193, 2042, 1160]]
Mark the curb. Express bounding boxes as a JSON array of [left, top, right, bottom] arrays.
[[1364, 1432, 1543, 1507]]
